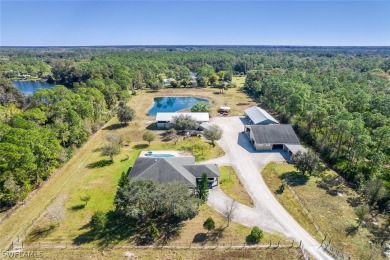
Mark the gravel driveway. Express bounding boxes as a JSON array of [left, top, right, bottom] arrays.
[[203, 116, 332, 260]]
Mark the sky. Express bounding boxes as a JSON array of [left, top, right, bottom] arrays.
[[0, 0, 390, 46]]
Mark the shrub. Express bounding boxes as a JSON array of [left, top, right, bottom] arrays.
[[203, 217, 215, 231], [248, 226, 263, 243]]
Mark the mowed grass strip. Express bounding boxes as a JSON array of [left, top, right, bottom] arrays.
[[219, 166, 254, 207], [262, 162, 377, 259]]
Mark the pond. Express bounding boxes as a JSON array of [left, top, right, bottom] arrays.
[[148, 97, 209, 116], [12, 80, 55, 96]]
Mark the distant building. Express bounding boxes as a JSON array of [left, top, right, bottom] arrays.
[[156, 112, 209, 129], [128, 156, 219, 188], [190, 72, 197, 82], [17, 73, 31, 79], [163, 78, 175, 85], [244, 106, 279, 125], [245, 124, 306, 156]]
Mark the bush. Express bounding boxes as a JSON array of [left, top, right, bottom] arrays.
[[203, 217, 215, 231], [191, 102, 211, 113], [247, 226, 263, 243], [90, 211, 107, 232]]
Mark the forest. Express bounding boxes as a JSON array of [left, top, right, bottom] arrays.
[[0, 46, 389, 212]]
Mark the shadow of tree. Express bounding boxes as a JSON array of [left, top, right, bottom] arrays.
[[280, 171, 309, 186], [347, 197, 362, 207], [69, 204, 85, 211], [316, 174, 346, 196], [86, 159, 113, 169], [27, 224, 57, 242], [103, 123, 126, 131], [345, 225, 359, 236], [192, 227, 225, 245], [73, 211, 185, 247], [133, 144, 148, 150], [146, 123, 157, 130]]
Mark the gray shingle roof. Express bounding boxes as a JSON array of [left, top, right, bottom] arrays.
[[183, 164, 219, 178], [128, 157, 219, 187], [250, 124, 300, 144]]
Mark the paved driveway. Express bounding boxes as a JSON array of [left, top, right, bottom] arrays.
[[203, 116, 332, 260]]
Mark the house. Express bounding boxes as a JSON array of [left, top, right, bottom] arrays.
[[245, 124, 306, 155], [128, 156, 219, 188], [244, 106, 279, 125], [156, 112, 209, 129], [163, 78, 175, 85]]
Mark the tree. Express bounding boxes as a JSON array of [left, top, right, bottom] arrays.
[[148, 223, 160, 241], [115, 179, 200, 223], [164, 128, 179, 144], [171, 114, 199, 132], [355, 204, 369, 228], [191, 102, 211, 113], [223, 198, 237, 227], [360, 178, 386, 207], [101, 133, 123, 161], [199, 172, 209, 203], [204, 125, 223, 146], [118, 171, 129, 188], [117, 106, 135, 125], [290, 150, 320, 176], [149, 82, 163, 92], [248, 226, 264, 243], [80, 194, 91, 205], [209, 74, 219, 86], [90, 211, 107, 232], [203, 217, 215, 232], [143, 131, 155, 146]]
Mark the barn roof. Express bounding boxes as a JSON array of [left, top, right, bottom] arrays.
[[249, 124, 300, 144], [244, 106, 279, 125], [156, 112, 209, 122]]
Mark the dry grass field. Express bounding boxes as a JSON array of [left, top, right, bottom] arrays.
[[219, 166, 254, 207], [261, 162, 382, 259]]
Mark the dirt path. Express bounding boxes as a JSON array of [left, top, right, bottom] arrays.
[[204, 116, 333, 260]]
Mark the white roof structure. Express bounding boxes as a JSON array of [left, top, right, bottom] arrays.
[[156, 112, 209, 122], [284, 144, 307, 154], [220, 106, 231, 111], [244, 106, 279, 125]]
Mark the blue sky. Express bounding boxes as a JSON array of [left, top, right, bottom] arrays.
[[1, 1, 389, 46]]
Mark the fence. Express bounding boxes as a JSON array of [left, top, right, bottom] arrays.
[[12, 240, 310, 259], [285, 178, 350, 260]]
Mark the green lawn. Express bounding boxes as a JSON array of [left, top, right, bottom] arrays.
[[261, 162, 382, 259], [219, 166, 254, 207]]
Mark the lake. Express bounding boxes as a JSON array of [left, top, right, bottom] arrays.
[[12, 81, 55, 96], [148, 97, 209, 116]]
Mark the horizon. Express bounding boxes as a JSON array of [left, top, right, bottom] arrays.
[[1, 1, 390, 46], [1, 44, 390, 48]]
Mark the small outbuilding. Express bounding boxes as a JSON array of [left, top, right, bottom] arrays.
[[244, 106, 279, 125], [156, 112, 209, 129]]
